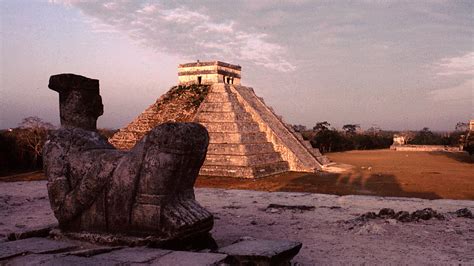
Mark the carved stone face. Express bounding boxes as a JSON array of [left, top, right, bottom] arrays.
[[59, 89, 103, 131]]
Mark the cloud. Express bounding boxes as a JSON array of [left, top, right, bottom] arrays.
[[50, 1, 296, 72], [435, 52, 474, 76], [429, 78, 473, 103]]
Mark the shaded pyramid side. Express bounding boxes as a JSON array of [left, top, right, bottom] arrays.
[[109, 85, 209, 150], [227, 85, 330, 171], [194, 84, 290, 178]]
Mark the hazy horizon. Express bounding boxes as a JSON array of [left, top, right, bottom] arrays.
[[1, 1, 473, 131]]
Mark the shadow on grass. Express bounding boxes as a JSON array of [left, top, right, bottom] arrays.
[[197, 170, 443, 200], [277, 173, 442, 200], [428, 151, 473, 164]]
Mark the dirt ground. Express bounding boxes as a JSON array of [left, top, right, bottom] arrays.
[[196, 150, 474, 200]]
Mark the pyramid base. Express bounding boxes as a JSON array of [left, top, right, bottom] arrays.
[[199, 161, 290, 179]]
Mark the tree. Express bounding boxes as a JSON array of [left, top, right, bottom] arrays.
[[411, 127, 438, 145], [455, 122, 468, 132], [366, 125, 382, 136], [313, 121, 331, 132], [16, 117, 55, 167], [292, 124, 307, 132], [342, 124, 360, 136]]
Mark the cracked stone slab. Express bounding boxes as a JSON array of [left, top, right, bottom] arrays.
[[218, 239, 302, 265], [7, 223, 57, 241], [151, 251, 228, 265], [6, 253, 111, 266], [0, 237, 77, 260], [93, 247, 172, 263]]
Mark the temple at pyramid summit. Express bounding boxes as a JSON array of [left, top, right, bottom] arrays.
[[109, 61, 330, 178]]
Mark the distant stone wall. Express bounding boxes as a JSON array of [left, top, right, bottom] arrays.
[[390, 145, 461, 152]]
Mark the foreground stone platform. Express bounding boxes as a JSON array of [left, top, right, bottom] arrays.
[[2, 242, 229, 265], [1, 235, 301, 265], [1, 181, 473, 264]]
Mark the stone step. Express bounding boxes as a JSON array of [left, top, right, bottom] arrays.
[[200, 102, 234, 112], [205, 92, 232, 102], [208, 132, 268, 144], [199, 161, 289, 178], [203, 152, 283, 166], [207, 143, 276, 155], [209, 84, 227, 92], [199, 122, 261, 133], [194, 111, 253, 122], [200, 102, 247, 113]]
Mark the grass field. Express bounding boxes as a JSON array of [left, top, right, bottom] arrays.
[[2, 150, 473, 200], [196, 149, 474, 200]]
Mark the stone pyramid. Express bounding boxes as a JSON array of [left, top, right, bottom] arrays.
[[110, 61, 330, 178]]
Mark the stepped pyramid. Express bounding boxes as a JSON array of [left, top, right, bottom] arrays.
[[109, 61, 330, 178]]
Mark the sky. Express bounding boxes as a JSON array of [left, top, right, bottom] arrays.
[[1, 0, 473, 131]]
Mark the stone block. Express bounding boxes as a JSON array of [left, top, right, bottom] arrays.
[[200, 161, 289, 178], [6, 254, 110, 266], [207, 143, 275, 155], [208, 132, 268, 144], [204, 92, 232, 102], [93, 247, 171, 263], [204, 152, 283, 166], [200, 102, 234, 112], [195, 111, 252, 122], [151, 251, 227, 266], [0, 238, 77, 260], [199, 122, 260, 133], [218, 239, 302, 265], [7, 224, 57, 241]]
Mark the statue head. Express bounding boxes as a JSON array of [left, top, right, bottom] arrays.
[[49, 73, 103, 131]]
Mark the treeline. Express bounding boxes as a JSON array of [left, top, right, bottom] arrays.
[[0, 117, 117, 176], [294, 121, 468, 154]]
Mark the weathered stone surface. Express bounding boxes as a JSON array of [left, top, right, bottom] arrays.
[[93, 247, 171, 263], [49, 73, 103, 131], [7, 223, 57, 241], [44, 123, 213, 241], [355, 208, 445, 223], [109, 84, 210, 150], [455, 208, 473, 218], [6, 253, 111, 266], [0, 237, 77, 260], [44, 74, 213, 243], [151, 251, 228, 266], [218, 239, 302, 265]]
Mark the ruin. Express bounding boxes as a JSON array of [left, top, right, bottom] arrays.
[[178, 61, 241, 85], [44, 74, 213, 242], [110, 61, 330, 178]]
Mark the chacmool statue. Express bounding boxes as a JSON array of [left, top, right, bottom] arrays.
[[43, 74, 213, 243]]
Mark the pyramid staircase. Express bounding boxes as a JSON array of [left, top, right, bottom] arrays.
[[194, 84, 290, 178], [109, 83, 330, 178]]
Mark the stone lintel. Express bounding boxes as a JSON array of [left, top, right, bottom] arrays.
[[179, 61, 241, 70], [49, 73, 99, 93], [178, 69, 241, 79]]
